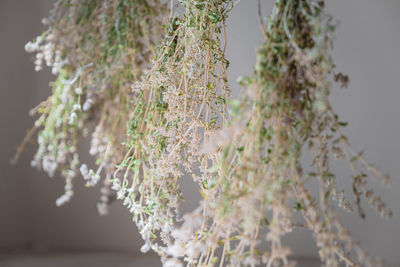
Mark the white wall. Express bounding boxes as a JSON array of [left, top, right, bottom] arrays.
[[1, 0, 399, 265]]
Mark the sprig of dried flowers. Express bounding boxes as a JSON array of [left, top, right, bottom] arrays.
[[112, 0, 232, 257], [19, 0, 392, 266], [17, 0, 166, 209]]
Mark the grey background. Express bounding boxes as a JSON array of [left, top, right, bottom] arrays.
[[1, 0, 399, 266]]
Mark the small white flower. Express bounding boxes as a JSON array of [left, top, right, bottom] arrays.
[[55, 192, 72, 207], [68, 112, 77, 125], [72, 103, 81, 112], [140, 242, 151, 253], [117, 190, 125, 200], [34, 120, 41, 127], [24, 37, 42, 53], [80, 163, 88, 177], [88, 169, 100, 183], [166, 242, 185, 258], [31, 159, 38, 167], [83, 98, 93, 111], [89, 146, 98, 156], [42, 157, 57, 177], [75, 87, 83, 95], [111, 180, 121, 191], [97, 202, 109, 216], [163, 258, 183, 267]]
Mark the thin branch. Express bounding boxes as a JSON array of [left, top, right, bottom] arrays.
[[257, 0, 268, 41]]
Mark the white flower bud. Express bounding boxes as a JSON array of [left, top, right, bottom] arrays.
[[75, 87, 83, 95]]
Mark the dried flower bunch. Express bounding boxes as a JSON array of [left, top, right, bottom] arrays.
[[172, 1, 391, 266], [112, 0, 232, 258], [19, 0, 392, 266], [17, 0, 166, 208]]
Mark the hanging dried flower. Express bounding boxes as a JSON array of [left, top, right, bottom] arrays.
[[16, 0, 167, 207]]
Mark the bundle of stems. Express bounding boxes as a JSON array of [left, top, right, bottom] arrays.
[[168, 0, 390, 266], [19, 0, 392, 266], [112, 0, 232, 258], [18, 0, 166, 209]]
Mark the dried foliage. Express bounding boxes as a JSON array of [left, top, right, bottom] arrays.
[[18, 0, 392, 266], [173, 1, 392, 266], [18, 0, 166, 208], [112, 0, 232, 258]]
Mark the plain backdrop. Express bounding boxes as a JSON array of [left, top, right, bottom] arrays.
[[1, 0, 399, 266]]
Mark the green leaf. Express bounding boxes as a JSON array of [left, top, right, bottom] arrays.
[[294, 202, 304, 211]]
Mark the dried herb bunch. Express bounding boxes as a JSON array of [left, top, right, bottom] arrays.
[[169, 0, 391, 266], [111, 0, 232, 260], [19, 0, 393, 266], [18, 0, 166, 208]]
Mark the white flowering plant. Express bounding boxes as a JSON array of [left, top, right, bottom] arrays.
[[16, 0, 166, 208]]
